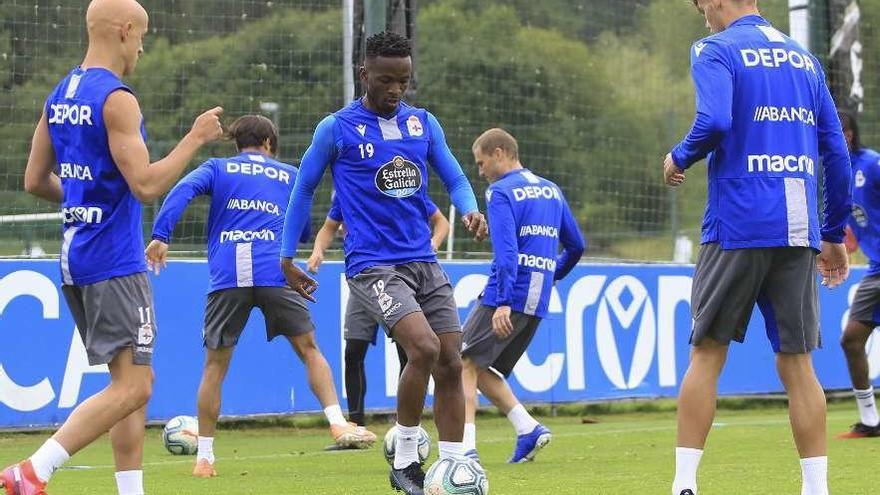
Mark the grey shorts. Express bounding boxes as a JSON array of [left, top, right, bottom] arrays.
[[849, 274, 880, 326], [691, 243, 819, 354], [347, 262, 461, 337], [461, 303, 541, 377], [203, 286, 315, 349], [62, 272, 156, 366], [344, 296, 383, 345]]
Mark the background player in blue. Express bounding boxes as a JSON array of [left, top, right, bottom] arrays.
[[837, 110, 880, 439], [460, 129, 585, 464], [664, 2, 851, 494], [12, 0, 223, 494], [307, 193, 450, 427], [145, 115, 378, 477], [279, 32, 488, 495]]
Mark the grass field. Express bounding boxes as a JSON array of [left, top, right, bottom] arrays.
[[1, 402, 878, 494]]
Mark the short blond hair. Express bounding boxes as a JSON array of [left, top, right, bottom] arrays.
[[472, 128, 518, 160]]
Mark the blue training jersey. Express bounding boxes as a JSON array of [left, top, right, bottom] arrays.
[[671, 15, 851, 250], [46, 67, 148, 286], [281, 100, 479, 277], [327, 191, 439, 222], [481, 169, 585, 318], [849, 147, 880, 276], [152, 152, 309, 293]]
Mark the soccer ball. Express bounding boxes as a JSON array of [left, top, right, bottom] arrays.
[[424, 456, 489, 495], [383, 425, 431, 465], [162, 415, 199, 455]]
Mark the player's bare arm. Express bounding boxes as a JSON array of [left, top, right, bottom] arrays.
[[105, 90, 223, 202], [23, 112, 63, 203], [429, 209, 450, 252], [307, 217, 341, 274]]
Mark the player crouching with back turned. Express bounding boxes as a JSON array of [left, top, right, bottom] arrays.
[[145, 115, 376, 478]]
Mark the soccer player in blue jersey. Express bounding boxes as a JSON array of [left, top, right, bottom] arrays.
[[460, 129, 584, 464], [836, 111, 880, 439], [145, 115, 377, 478], [307, 194, 450, 427], [279, 31, 488, 495], [665, 2, 852, 494], [10, 1, 223, 494]]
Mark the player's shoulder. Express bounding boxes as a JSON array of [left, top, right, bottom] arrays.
[[266, 156, 299, 174], [860, 147, 880, 168], [691, 31, 731, 60]]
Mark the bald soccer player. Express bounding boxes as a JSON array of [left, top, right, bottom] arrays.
[[8, 1, 223, 494]]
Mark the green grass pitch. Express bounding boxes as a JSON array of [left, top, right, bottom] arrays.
[[0, 403, 877, 494]]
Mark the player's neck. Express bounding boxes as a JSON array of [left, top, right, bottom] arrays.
[[239, 147, 272, 157], [81, 47, 125, 79], [724, 7, 762, 29], [360, 95, 397, 117], [493, 163, 524, 181]]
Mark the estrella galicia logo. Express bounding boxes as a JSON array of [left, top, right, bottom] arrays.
[[853, 204, 869, 228], [375, 155, 422, 198]]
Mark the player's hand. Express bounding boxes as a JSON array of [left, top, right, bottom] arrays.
[[144, 240, 169, 275], [462, 212, 488, 242], [306, 250, 324, 274], [281, 257, 318, 302], [189, 106, 224, 145], [664, 153, 686, 187], [492, 306, 514, 338], [817, 241, 850, 289], [844, 225, 859, 254]]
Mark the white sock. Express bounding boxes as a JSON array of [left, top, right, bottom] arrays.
[[671, 447, 702, 495], [393, 424, 420, 469], [114, 470, 144, 495], [438, 441, 465, 459], [29, 438, 70, 483], [324, 404, 347, 427], [854, 387, 879, 427], [507, 404, 539, 435], [800, 456, 828, 495], [463, 423, 477, 452], [197, 436, 215, 464]]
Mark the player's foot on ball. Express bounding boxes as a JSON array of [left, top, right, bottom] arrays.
[[192, 459, 217, 478], [331, 422, 377, 449], [389, 462, 425, 495], [464, 448, 481, 464], [508, 424, 552, 463], [836, 422, 880, 439], [0, 460, 48, 495]]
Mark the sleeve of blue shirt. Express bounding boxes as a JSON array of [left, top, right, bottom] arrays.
[[816, 68, 853, 243], [151, 161, 215, 243], [555, 197, 586, 281], [425, 196, 439, 217], [426, 112, 479, 214], [487, 189, 517, 306], [327, 194, 343, 222], [280, 116, 338, 258], [671, 41, 734, 168]]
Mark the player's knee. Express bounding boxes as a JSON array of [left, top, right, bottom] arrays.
[[435, 353, 462, 382], [291, 333, 319, 359], [406, 339, 440, 369], [840, 329, 868, 356], [120, 376, 152, 411]]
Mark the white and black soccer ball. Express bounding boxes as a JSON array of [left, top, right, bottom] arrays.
[[423, 456, 489, 495], [382, 425, 432, 465], [162, 415, 199, 455]]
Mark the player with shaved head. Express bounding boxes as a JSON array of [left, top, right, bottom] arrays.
[[9, 0, 223, 493]]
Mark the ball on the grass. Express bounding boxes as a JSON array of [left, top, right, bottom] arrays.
[[382, 425, 432, 465], [423, 456, 488, 495], [162, 415, 199, 455]]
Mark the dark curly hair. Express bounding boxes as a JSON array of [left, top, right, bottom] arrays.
[[365, 31, 411, 59]]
